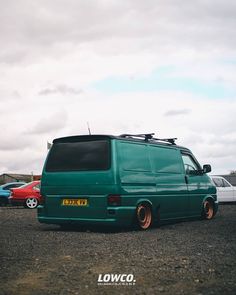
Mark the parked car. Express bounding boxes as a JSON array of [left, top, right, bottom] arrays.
[[0, 182, 26, 205], [38, 133, 217, 230], [210, 176, 236, 203], [9, 181, 42, 209]]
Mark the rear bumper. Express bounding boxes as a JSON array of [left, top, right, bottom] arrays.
[[37, 205, 136, 226]]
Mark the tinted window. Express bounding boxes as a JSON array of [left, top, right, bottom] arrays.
[[3, 183, 24, 190], [12, 183, 24, 188], [3, 185, 11, 190], [150, 146, 182, 174], [46, 140, 110, 172]]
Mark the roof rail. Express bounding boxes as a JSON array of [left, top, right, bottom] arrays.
[[154, 137, 177, 145], [119, 133, 177, 145], [120, 133, 154, 141]]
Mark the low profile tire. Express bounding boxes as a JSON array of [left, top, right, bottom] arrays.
[[25, 197, 38, 209], [136, 203, 153, 230], [202, 199, 214, 220]]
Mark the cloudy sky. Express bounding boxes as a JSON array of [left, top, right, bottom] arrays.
[[0, 0, 236, 175]]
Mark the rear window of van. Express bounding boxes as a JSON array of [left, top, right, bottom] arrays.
[[45, 140, 110, 172]]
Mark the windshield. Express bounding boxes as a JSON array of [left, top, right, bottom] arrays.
[[45, 140, 111, 172]]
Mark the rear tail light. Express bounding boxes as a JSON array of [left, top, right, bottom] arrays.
[[107, 195, 121, 206]]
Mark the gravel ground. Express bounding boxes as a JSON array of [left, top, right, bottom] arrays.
[[0, 205, 236, 295]]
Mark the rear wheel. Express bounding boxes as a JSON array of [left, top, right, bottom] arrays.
[[136, 204, 153, 230], [202, 199, 214, 220], [25, 197, 38, 209]]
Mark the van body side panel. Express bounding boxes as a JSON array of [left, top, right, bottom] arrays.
[[115, 141, 157, 221], [116, 141, 189, 220], [117, 141, 157, 195], [148, 146, 188, 219]]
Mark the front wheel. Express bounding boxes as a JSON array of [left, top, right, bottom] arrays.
[[136, 204, 153, 230], [202, 200, 214, 220], [25, 197, 38, 209]]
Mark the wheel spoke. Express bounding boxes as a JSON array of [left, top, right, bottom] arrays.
[[26, 198, 38, 208]]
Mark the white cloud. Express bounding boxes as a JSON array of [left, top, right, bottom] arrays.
[[0, 0, 236, 175], [0, 88, 236, 174], [164, 109, 191, 116], [38, 84, 83, 96], [26, 110, 68, 135]]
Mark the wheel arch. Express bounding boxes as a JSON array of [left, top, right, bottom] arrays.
[[25, 195, 40, 201], [134, 198, 161, 222]]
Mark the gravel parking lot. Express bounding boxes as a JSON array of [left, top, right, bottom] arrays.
[[0, 205, 236, 295]]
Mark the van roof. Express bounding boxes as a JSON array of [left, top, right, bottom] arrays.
[[53, 134, 191, 152]]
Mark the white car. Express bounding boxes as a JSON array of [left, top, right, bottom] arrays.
[[210, 176, 236, 203]]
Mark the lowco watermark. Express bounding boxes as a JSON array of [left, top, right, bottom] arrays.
[[97, 273, 136, 286]]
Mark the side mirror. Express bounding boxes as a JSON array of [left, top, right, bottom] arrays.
[[203, 164, 211, 173]]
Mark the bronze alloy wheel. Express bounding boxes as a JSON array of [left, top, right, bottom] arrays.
[[136, 204, 152, 230], [203, 200, 214, 220]]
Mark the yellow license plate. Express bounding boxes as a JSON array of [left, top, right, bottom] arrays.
[[62, 199, 88, 206]]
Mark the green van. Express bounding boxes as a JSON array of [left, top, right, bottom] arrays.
[[38, 133, 218, 229]]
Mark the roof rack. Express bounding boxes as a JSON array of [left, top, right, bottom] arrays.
[[119, 133, 177, 145], [120, 133, 154, 141]]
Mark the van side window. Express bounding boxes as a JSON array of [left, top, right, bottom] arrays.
[[150, 146, 182, 174], [182, 154, 199, 174], [120, 142, 151, 172]]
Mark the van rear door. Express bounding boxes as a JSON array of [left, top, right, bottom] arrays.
[[41, 137, 115, 219]]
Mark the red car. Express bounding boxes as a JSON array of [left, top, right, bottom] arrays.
[[9, 181, 42, 209]]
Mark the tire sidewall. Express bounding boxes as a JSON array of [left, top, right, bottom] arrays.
[[136, 203, 153, 230], [202, 199, 214, 220]]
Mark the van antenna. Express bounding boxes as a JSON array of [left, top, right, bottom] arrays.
[[87, 122, 91, 135]]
